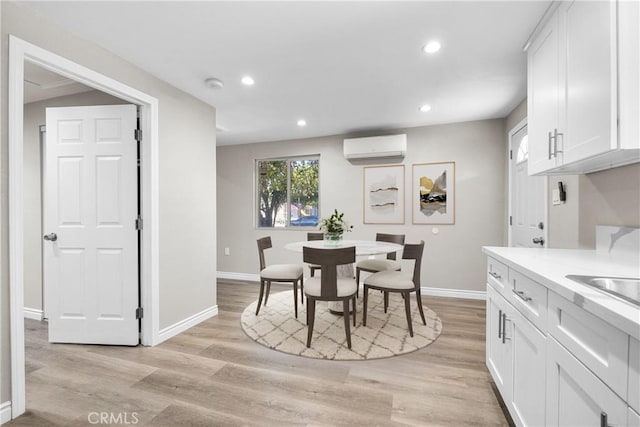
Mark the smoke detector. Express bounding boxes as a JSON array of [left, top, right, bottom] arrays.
[[204, 78, 224, 89]]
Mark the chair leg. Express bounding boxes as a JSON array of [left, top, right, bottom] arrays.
[[415, 290, 426, 325], [352, 297, 357, 326], [264, 281, 272, 305], [362, 286, 368, 326], [306, 298, 316, 347], [403, 291, 414, 337], [293, 282, 298, 319], [355, 268, 360, 298], [384, 291, 389, 313], [343, 299, 352, 349], [300, 277, 304, 304], [256, 280, 266, 315]]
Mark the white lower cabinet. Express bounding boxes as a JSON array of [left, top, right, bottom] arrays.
[[486, 285, 511, 395], [509, 305, 547, 426], [485, 254, 638, 427], [546, 336, 627, 427], [487, 284, 546, 426]]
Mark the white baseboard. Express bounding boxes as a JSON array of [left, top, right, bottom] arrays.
[[157, 305, 218, 344], [23, 307, 44, 321], [0, 401, 12, 424], [217, 271, 260, 283], [217, 271, 485, 300], [422, 286, 486, 300]]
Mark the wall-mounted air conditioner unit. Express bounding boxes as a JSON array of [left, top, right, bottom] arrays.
[[343, 134, 407, 160]]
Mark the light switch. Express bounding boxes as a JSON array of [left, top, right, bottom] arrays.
[[224, 247, 230, 255], [552, 189, 561, 206]]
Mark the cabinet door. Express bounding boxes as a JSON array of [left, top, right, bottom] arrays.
[[528, 10, 561, 175], [546, 336, 627, 427], [508, 309, 546, 427], [486, 285, 511, 398], [562, 0, 617, 163]]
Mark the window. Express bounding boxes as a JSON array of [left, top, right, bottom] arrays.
[[257, 157, 319, 228], [516, 135, 529, 163]]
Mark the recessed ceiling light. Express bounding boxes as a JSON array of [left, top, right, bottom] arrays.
[[297, 119, 307, 127], [204, 77, 224, 89], [422, 41, 441, 54], [419, 104, 432, 112], [241, 76, 255, 86]]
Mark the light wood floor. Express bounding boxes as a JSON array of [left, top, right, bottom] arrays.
[[10, 280, 510, 426]]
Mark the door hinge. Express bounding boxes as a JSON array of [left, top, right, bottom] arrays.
[[135, 215, 143, 230], [134, 128, 142, 142], [136, 307, 143, 319], [509, 150, 513, 160], [509, 215, 512, 226]]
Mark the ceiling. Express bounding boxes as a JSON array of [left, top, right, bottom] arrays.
[[21, 1, 549, 146], [24, 61, 94, 104]]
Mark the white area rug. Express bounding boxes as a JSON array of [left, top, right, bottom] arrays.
[[240, 290, 443, 360]]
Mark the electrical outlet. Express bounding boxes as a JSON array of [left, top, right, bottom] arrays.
[[224, 247, 230, 256], [552, 189, 561, 206]]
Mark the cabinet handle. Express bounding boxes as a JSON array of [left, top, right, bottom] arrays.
[[489, 271, 502, 280], [548, 131, 553, 160], [501, 313, 510, 344], [553, 128, 563, 156], [512, 289, 533, 303], [498, 309, 503, 339]]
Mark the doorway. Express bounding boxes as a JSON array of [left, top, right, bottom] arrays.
[[508, 118, 548, 248], [8, 35, 160, 419]]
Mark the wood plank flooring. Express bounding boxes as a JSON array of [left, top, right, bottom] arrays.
[[9, 280, 510, 426]]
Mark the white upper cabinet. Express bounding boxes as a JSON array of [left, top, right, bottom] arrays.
[[527, 0, 640, 175], [528, 11, 562, 174]]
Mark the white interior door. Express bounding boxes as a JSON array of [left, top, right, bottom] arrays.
[[510, 123, 547, 248], [44, 104, 139, 345]]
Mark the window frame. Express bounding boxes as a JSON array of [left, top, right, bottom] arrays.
[[255, 155, 320, 229]]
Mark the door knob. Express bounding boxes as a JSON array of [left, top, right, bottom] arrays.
[[43, 233, 57, 242], [532, 237, 544, 246]]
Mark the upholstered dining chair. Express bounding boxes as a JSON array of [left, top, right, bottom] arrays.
[[362, 241, 426, 337], [306, 232, 324, 277], [355, 233, 405, 296], [303, 246, 358, 349], [256, 236, 304, 318]]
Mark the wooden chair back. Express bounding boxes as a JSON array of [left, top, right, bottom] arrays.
[[303, 246, 355, 298], [256, 236, 272, 270], [376, 233, 405, 260], [307, 232, 324, 241], [401, 240, 425, 290]]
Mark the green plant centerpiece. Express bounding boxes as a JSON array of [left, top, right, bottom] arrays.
[[320, 209, 353, 245]]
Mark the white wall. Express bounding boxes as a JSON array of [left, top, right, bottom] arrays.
[[217, 119, 506, 294], [1, 2, 217, 404], [23, 90, 127, 313]]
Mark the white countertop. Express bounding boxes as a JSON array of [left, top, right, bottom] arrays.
[[483, 246, 640, 340]]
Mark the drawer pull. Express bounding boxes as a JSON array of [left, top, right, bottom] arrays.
[[489, 271, 502, 280], [513, 289, 532, 302]]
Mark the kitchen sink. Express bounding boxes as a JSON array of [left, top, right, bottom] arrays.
[[566, 275, 640, 307]]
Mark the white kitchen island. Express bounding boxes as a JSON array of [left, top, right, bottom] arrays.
[[483, 241, 640, 427]]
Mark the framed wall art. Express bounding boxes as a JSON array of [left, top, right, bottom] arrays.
[[363, 165, 405, 224], [412, 162, 455, 225]]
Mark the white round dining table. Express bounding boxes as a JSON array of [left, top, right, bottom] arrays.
[[284, 239, 403, 314], [284, 239, 403, 256]]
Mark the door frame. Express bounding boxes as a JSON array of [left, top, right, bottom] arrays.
[[507, 117, 548, 247], [8, 35, 160, 418]]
